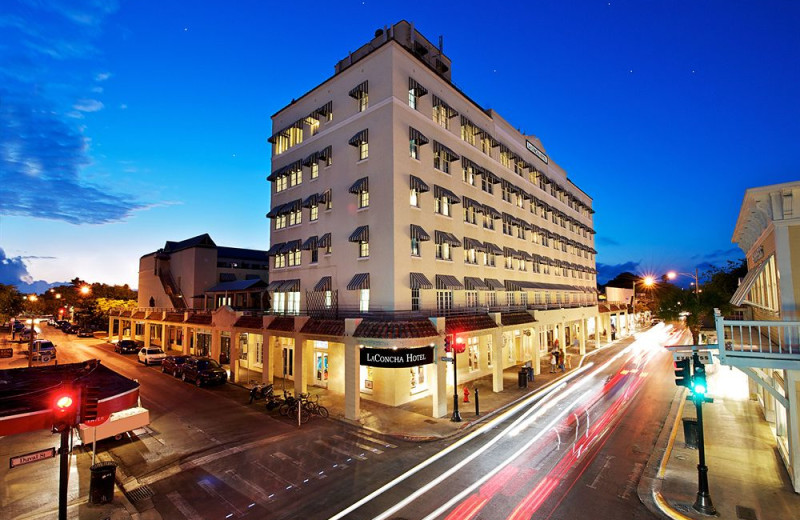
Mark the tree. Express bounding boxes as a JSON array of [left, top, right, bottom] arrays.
[[0, 284, 25, 324]]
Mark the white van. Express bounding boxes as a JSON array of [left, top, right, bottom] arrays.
[[19, 327, 40, 342], [28, 339, 57, 361]]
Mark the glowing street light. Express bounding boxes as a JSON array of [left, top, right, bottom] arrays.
[[79, 285, 91, 296], [667, 269, 700, 297]]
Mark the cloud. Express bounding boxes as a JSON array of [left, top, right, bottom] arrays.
[[692, 248, 742, 261], [73, 98, 104, 112], [596, 261, 641, 284], [0, 1, 146, 225], [119, 103, 127, 110], [595, 236, 621, 247], [0, 248, 65, 292]]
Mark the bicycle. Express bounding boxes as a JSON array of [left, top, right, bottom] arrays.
[[283, 392, 310, 423], [303, 394, 329, 418]]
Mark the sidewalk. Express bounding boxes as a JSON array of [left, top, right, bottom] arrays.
[[640, 367, 800, 520]]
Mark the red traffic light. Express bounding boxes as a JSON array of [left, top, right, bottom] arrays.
[[55, 395, 74, 410], [443, 336, 452, 352], [453, 336, 466, 354], [52, 387, 79, 433]]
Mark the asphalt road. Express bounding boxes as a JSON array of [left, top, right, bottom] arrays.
[[3, 325, 683, 519]]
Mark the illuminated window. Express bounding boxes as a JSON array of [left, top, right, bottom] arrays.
[[408, 89, 417, 109], [310, 162, 319, 180], [358, 189, 369, 209], [358, 92, 368, 112], [288, 209, 302, 226], [436, 242, 452, 261], [434, 195, 451, 217], [464, 247, 477, 265], [275, 176, 287, 193], [410, 138, 419, 159], [410, 187, 419, 207], [310, 205, 318, 221], [466, 291, 478, 308], [411, 237, 420, 257], [359, 289, 369, 312], [436, 291, 452, 312], [359, 240, 369, 258], [359, 141, 368, 160], [289, 167, 302, 187], [433, 104, 449, 129], [274, 254, 286, 269]]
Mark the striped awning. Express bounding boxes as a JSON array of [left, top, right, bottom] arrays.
[[348, 225, 369, 242], [462, 237, 486, 251], [433, 141, 459, 162], [349, 177, 369, 194], [302, 151, 319, 167], [348, 80, 368, 99], [314, 276, 332, 292], [483, 170, 500, 184], [318, 233, 331, 248], [484, 205, 501, 219], [312, 101, 332, 118], [503, 247, 521, 259], [434, 230, 461, 247], [410, 174, 430, 193], [408, 77, 428, 97], [436, 274, 464, 290], [302, 193, 319, 208], [279, 240, 301, 253], [484, 242, 503, 255], [432, 95, 458, 118], [318, 146, 332, 162], [409, 127, 429, 146], [301, 236, 318, 250], [518, 250, 533, 261], [485, 278, 504, 290], [410, 224, 431, 241], [348, 129, 368, 146], [410, 272, 433, 290], [280, 279, 301, 292], [267, 280, 284, 291], [347, 273, 370, 290], [267, 119, 303, 144], [433, 185, 461, 204], [266, 243, 284, 256], [461, 196, 484, 212], [464, 276, 489, 291], [266, 204, 284, 219]]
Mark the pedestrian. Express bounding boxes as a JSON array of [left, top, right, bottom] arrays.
[[611, 324, 616, 341], [559, 349, 566, 372], [564, 350, 572, 369], [550, 350, 557, 373]]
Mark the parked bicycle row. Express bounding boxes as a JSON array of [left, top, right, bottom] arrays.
[[248, 383, 328, 423]]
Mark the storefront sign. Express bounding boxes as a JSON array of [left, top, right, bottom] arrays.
[[526, 140, 549, 164], [360, 346, 434, 368], [0, 348, 13, 358]]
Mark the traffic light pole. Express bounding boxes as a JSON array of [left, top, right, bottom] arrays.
[[58, 428, 69, 520], [693, 395, 716, 515], [451, 346, 461, 422]]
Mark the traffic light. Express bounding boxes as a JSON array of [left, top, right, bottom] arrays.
[[52, 386, 79, 433], [453, 336, 466, 354], [692, 353, 707, 396], [444, 335, 452, 353], [80, 385, 100, 423], [674, 358, 691, 388]]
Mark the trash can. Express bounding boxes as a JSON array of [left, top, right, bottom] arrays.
[[526, 366, 534, 382], [518, 369, 528, 389], [89, 461, 117, 505], [682, 418, 698, 449]]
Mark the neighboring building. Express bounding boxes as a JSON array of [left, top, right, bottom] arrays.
[[138, 234, 269, 311], [723, 181, 800, 492], [111, 22, 630, 423]]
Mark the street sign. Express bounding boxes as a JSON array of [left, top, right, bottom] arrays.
[[440, 357, 453, 362], [10, 447, 56, 469], [0, 348, 13, 358], [673, 351, 713, 363], [82, 415, 110, 427]]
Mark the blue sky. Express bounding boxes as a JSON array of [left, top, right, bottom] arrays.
[[1, 0, 798, 291]]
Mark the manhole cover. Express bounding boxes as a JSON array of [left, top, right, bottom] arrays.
[[736, 505, 758, 520], [125, 485, 155, 503]]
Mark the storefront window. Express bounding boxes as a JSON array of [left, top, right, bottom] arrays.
[[360, 365, 374, 394], [468, 338, 479, 372], [410, 366, 427, 394], [220, 332, 231, 365], [196, 331, 211, 356]]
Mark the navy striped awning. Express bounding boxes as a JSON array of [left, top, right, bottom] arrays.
[[408, 77, 428, 97], [462, 237, 486, 251], [410, 174, 430, 192], [267, 280, 284, 291], [266, 243, 284, 256], [318, 233, 331, 247], [434, 230, 461, 247], [314, 276, 332, 292], [302, 193, 319, 208], [348, 80, 368, 98], [484, 242, 503, 255], [432, 95, 459, 118], [312, 101, 332, 118], [280, 279, 300, 292], [464, 276, 489, 291], [409, 272, 433, 290], [348, 129, 368, 146], [348, 225, 369, 242], [485, 278, 504, 290], [348, 177, 369, 194], [436, 274, 464, 290], [433, 141, 459, 162], [433, 185, 460, 204], [301, 236, 318, 250], [318, 145, 332, 161], [279, 240, 301, 253], [347, 273, 370, 290], [410, 224, 431, 241], [409, 127, 429, 146]]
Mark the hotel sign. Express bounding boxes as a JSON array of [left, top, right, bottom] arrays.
[[526, 140, 548, 164], [360, 346, 434, 368]]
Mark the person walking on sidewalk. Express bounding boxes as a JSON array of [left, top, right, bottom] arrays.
[[564, 350, 571, 370], [549, 350, 557, 373]]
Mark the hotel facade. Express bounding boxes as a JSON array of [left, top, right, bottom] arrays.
[[111, 22, 632, 421]]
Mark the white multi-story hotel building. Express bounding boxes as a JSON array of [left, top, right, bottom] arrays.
[[111, 22, 628, 421]]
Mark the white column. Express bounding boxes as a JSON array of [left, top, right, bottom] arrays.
[[344, 319, 361, 421], [580, 318, 587, 356], [787, 370, 800, 492], [429, 317, 447, 418], [144, 322, 151, 349], [532, 326, 541, 376], [262, 333, 273, 384], [492, 329, 504, 392]]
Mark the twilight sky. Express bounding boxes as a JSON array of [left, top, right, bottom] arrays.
[[1, 0, 798, 291]]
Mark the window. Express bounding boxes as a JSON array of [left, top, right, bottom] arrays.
[[325, 290, 332, 308], [349, 81, 368, 112], [359, 141, 368, 160], [463, 205, 477, 225], [517, 258, 526, 271], [507, 292, 516, 306], [465, 291, 478, 308], [502, 183, 511, 202], [359, 190, 369, 209], [287, 291, 300, 315], [486, 292, 497, 307], [433, 104, 449, 129], [435, 195, 451, 217], [468, 337, 479, 371], [310, 205, 319, 221], [434, 148, 448, 173], [462, 163, 475, 186], [410, 187, 419, 207], [505, 253, 513, 269], [324, 190, 332, 211], [483, 213, 494, 230], [411, 237, 420, 257], [436, 290, 453, 312], [274, 254, 286, 269], [464, 246, 477, 265], [288, 248, 301, 267], [289, 208, 302, 226], [275, 214, 287, 230], [483, 252, 496, 267], [311, 247, 318, 264], [411, 288, 420, 311], [359, 240, 369, 258], [310, 162, 319, 180], [408, 88, 417, 109], [436, 241, 452, 261], [275, 175, 288, 193], [359, 289, 369, 312], [481, 175, 494, 195], [410, 138, 419, 159], [487, 338, 493, 367], [358, 92, 368, 112], [349, 130, 369, 161]]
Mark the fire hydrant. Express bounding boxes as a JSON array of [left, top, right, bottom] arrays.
[[463, 386, 470, 403]]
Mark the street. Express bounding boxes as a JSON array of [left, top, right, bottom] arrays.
[[0, 325, 682, 519]]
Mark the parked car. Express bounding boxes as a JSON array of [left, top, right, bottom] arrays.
[[181, 357, 227, 387], [63, 324, 79, 334], [114, 339, 140, 354], [161, 355, 190, 377], [138, 347, 166, 366], [76, 328, 94, 338], [19, 327, 40, 342], [56, 320, 70, 329], [28, 339, 57, 361]]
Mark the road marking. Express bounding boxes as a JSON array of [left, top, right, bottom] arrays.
[[198, 480, 242, 517], [354, 432, 397, 448], [223, 469, 274, 505], [331, 434, 383, 454], [271, 452, 326, 480], [166, 491, 201, 519], [252, 460, 298, 488], [619, 462, 644, 500], [314, 439, 367, 461], [587, 455, 614, 489]]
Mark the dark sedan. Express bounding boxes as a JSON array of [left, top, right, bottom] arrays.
[[76, 328, 94, 338], [181, 357, 227, 387], [114, 339, 140, 354], [161, 355, 190, 377]]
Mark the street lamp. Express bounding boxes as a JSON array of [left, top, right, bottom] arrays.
[[667, 269, 700, 297]]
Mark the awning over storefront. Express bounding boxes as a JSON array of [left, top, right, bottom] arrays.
[[436, 274, 464, 290], [410, 272, 433, 290], [464, 276, 489, 291], [347, 273, 370, 290]]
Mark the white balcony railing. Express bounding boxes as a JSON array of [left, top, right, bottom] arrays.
[[714, 309, 800, 371]]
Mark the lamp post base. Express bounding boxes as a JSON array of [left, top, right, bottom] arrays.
[[693, 464, 716, 516], [451, 395, 461, 422]]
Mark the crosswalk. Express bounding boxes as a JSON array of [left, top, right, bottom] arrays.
[[149, 429, 398, 519]]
